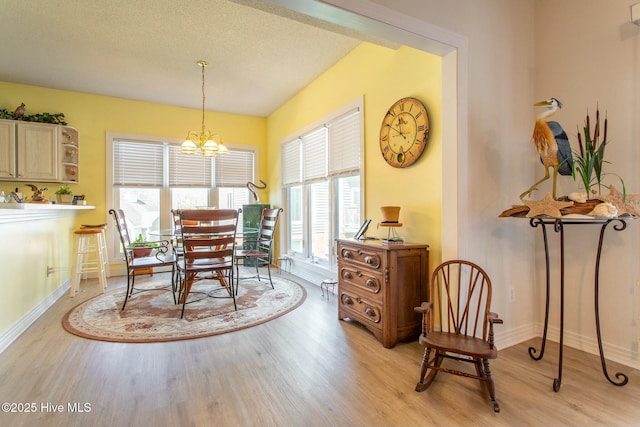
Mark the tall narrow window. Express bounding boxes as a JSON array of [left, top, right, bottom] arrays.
[[281, 99, 363, 270]]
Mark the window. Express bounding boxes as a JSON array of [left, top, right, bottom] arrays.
[[281, 99, 363, 270], [107, 133, 255, 259]]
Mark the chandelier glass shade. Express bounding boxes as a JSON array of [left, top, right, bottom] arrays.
[[181, 60, 228, 156]]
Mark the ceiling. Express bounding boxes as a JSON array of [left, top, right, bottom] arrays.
[[0, 0, 395, 117]]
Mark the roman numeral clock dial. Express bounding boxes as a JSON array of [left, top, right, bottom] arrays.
[[379, 97, 430, 168]]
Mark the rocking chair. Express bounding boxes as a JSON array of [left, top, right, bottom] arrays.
[[414, 260, 503, 412]]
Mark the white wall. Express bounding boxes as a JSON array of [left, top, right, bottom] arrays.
[[533, 0, 640, 367], [325, 0, 640, 368]]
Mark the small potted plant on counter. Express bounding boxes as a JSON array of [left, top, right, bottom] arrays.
[[54, 185, 74, 204]]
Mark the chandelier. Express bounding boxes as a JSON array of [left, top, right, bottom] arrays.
[[180, 60, 228, 156]]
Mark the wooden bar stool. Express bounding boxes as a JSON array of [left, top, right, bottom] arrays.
[[70, 227, 108, 297]]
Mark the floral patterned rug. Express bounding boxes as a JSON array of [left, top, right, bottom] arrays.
[[62, 276, 306, 343]]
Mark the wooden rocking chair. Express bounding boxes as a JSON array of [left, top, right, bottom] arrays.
[[414, 260, 503, 412]]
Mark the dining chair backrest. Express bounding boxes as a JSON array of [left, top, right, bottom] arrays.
[[177, 208, 240, 266], [110, 208, 135, 263], [254, 207, 283, 256], [175, 208, 241, 317]]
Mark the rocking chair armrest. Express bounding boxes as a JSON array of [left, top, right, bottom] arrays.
[[414, 302, 433, 314], [488, 312, 503, 325]]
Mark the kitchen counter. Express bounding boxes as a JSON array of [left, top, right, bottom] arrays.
[[0, 203, 95, 223]]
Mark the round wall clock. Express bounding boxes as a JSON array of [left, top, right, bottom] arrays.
[[379, 97, 430, 168]]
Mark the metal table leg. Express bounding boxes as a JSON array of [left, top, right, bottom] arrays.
[[528, 217, 629, 391]]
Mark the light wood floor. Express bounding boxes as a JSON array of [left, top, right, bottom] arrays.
[[1, 271, 640, 427]]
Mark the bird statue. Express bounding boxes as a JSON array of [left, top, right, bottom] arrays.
[[520, 98, 573, 200], [13, 103, 26, 120], [25, 184, 47, 202], [247, 180, 267, 203]]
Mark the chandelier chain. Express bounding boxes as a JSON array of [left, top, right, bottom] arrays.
[[200, 61, 206, 134]]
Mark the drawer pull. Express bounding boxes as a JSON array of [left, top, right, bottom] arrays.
[[341, 270, 353, 280], [364, 255, 380, 268], [343, 250, 353, 260], [341, 294, 354, 306], [363, 305, 381, 322], [365, 278, 378, 289]]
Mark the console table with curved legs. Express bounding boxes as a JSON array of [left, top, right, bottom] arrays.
[[527, 217, 632, 392]]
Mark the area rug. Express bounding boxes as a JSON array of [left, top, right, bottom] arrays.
[[62, 276, 306, 343]]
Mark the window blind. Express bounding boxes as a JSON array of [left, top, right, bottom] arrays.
[[215, 149, 254, 187], [328, 109, 360, 176], [302, 127, 327, 183], [168, 145, 212, 187], [282, 140, 301, 186], [113, 140, 164, 187], [281, 105, 361, 187]]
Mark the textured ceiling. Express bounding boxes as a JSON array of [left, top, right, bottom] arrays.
[[0, 0, 369, 117]]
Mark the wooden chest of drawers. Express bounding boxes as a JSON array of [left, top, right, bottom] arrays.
[[336, 239, 429, 348]]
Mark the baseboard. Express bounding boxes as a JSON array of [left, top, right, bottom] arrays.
[[539, 323, 640, 371], [496, 321, 640, 371], [0, 280, 70, 354], [495, 323, 537, 350]]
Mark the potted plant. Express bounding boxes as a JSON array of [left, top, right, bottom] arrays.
[[573, 106, 625, 199], [131, 233, 159, 257], [54, 185, 74, 204]]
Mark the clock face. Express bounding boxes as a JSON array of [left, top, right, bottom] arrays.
[[379, 97, 430, 168]]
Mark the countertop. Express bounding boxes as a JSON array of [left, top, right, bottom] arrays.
[[0, 203, 95, 210], [0, 203, 96, 223]]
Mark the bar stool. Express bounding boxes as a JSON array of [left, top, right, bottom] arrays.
[[70, 227, 109, 297]]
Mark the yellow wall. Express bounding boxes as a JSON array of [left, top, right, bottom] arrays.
[[267, 43, 442, 263]]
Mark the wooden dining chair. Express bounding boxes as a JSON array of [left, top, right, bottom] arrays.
[[175, 208, 240, 318], [414, 260, 503, 412], [108, 209, 177, 310], [235, 207, 283, 292]]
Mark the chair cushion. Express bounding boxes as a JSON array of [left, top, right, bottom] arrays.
[[420, 332, 498, 359]]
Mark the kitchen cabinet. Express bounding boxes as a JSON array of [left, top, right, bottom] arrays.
[[0, 119, 79, 183], [336, 239, 429, 348], [0, 120, 15, 178]]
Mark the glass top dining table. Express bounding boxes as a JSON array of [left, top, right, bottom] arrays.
[[148, 227, 259, 238], [148, 229, 176, 238]]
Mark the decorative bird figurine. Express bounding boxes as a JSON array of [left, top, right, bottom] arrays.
[[25, 184, 47, 202], [13, 103, 26, 120], [246, 180, 267, 203], [520, 98, 573, 200]]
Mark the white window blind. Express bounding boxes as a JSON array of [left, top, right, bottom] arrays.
[[302, 127, 327, 183], [328, 109, 360, 176], [282, 140, 301, 186], [215, 150, 254, 187], [281, 107, 360, 188], [168, 145, 212, 187], [113, 140, 164, 187]]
